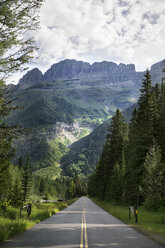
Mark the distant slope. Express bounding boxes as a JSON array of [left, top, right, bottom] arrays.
[[61, 121, 110, 177], [60, 103, 138, 178], [7, 89, 90, 127]]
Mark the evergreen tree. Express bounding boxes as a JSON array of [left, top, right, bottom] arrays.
[[87, 167, 100, 198], [89, 109, 128, 200], [65, 180, 76, 199], [18, 157, 24, 170], [39, 178, 46, 195], [93, 141, 111, 199], [106, 150, 126, 204], [158, 82, 165, 162], [141, 142, 163, 198], [137, 69, 155, 147], [11, 179, 23, 208], [22, 155, 32, 203], [126, 70, 157, 205], [104, 109, 128, 200], [74, 173, 82, 197], [106, 162, 123, 204]]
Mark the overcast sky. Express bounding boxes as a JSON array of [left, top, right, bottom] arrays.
[[11, 0, 165, 83]]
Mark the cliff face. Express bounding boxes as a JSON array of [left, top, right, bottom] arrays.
[[150, 60, 165, 84], [43, 59, 90, 81], [18, 59, 143, 89], [42, 59, 140, 84]]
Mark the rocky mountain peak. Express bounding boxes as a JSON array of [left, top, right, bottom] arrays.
[[43, 59, 91, 81], [18, 68, 43, 89], [119, 63, 135, 71], [42, 59, 138, 84], [150, 60, 165, 83]]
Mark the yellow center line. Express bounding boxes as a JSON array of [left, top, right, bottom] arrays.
[[80, 207, 88, 248], [84, 208, 88, 248], [80, 209, 84, 248]]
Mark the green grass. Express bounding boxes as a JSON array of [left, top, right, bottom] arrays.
[[91, 198, 165, 245], [0, 199, 76, 243]]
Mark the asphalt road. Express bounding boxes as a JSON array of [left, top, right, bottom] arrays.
[[1, 197, 164, 248]]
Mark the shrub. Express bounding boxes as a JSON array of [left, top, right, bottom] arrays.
[[143, 195, 165, 211]]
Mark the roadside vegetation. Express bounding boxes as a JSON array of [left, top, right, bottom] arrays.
[[0, 199, 76, 243], [92, 198, 165, 245]]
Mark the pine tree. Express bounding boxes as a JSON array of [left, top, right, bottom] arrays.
[[73, 173, 81, 196], [126, 70, 157, 205], [65, 180, 76, 199], [107, 109, 128, 170], [137, 69, 155, 147], [104, 110, 128, 200], [18, 157, 24, 170], [11, 179, 23, 208], [106, 162, 123, 204], [93, 141, 111, 199], [89, 110, 128, 200], [158, 82, 165, 162], [141, 142, 163, 198], [22, 155, 32, 203]]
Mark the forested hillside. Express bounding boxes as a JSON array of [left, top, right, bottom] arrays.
[[88, 69, 165, 210], [61, 121, 109, 177]]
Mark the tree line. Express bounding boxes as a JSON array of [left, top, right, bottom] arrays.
[[88, 69, 165, 210]]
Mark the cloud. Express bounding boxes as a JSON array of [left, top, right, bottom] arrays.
[[8, 0, 163, 83]]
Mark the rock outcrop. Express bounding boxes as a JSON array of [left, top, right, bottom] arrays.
[[18, 68, 43, 89], [150, 60, 165, 84], [42, 59, 140, 84]]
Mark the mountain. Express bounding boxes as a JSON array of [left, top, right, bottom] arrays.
[[8, 59, 165, 175], [18, 68, 43, 89], [14, 60, 144, 127], [18, 59, 141, 86]]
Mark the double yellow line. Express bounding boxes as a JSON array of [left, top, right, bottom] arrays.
[[80, 207, 88, 248]]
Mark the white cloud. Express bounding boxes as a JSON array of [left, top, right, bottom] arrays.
[[8, 0, 165, 83]]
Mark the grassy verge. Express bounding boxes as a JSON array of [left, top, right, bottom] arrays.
[[0, 199, 77, 243], [91, 198, 165, 246]]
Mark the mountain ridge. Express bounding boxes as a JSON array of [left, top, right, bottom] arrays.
[[18, 59, 142, 89], [18, 59, 164, 91]]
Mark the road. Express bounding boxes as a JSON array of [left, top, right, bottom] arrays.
[[1, 197, 164, 248]]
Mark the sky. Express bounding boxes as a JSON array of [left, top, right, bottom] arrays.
[[10, 0, 165, 84]]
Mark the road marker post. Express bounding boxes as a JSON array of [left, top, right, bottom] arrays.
[[135, 209, 138, 223]]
